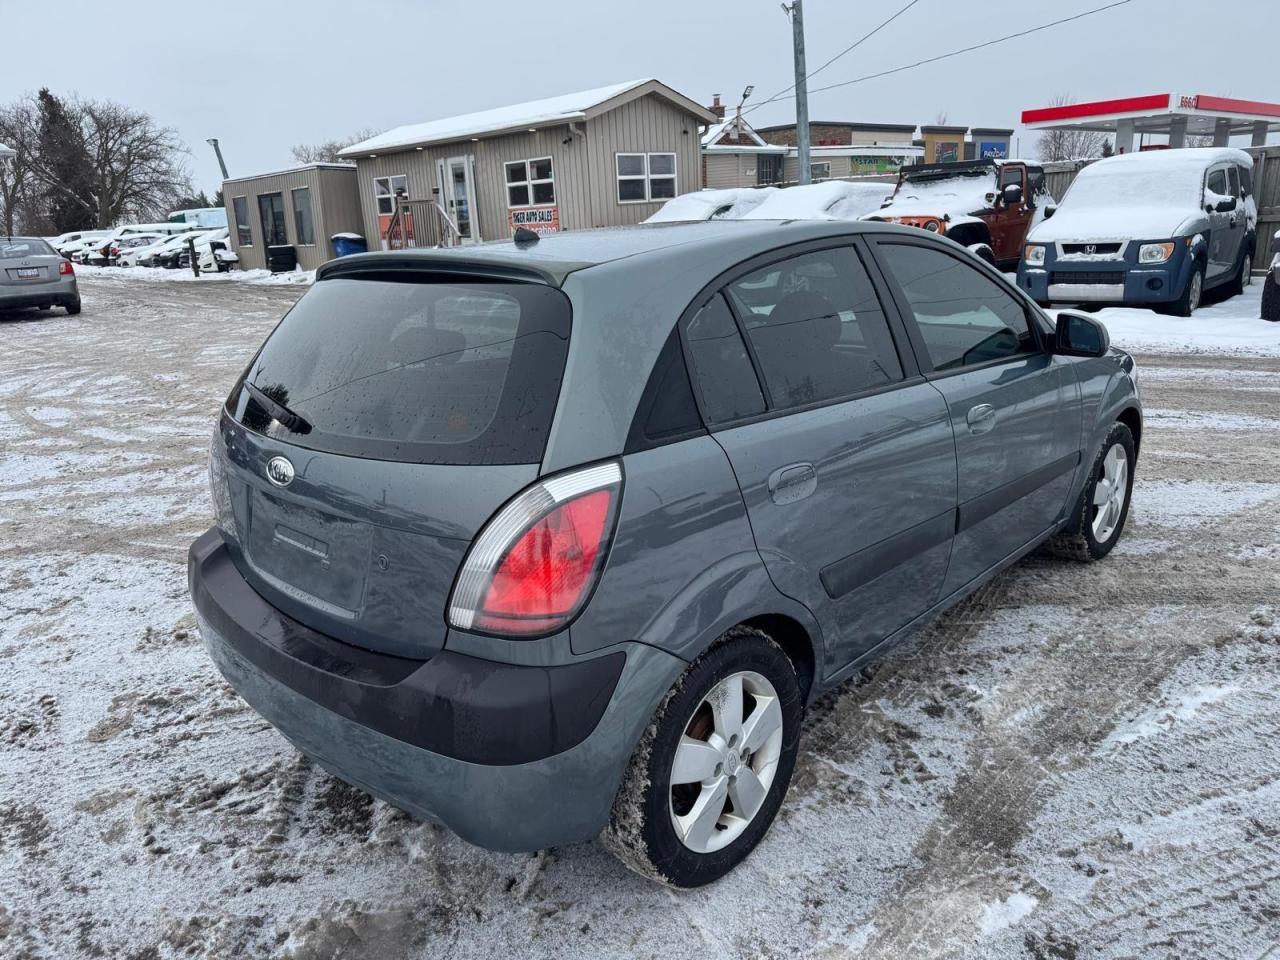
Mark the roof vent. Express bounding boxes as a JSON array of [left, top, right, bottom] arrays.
[[513, 227, 541, 246]]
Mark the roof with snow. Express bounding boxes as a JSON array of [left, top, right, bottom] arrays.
[[221, 161, 356, 186], [341, 79, 716, 157], [1082, 146, 1253, 173], [702, 117, 770, 148]]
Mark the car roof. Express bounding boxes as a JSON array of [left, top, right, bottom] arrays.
[[317, 219, 899, 287]]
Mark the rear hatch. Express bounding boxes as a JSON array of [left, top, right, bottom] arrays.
[[213, 269, 572, 658], [0, 238, 64, 287]]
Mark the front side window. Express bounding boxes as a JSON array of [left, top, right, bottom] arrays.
[[257, 193, 287, 246], [878, 242, 1036, 372], [291, 187, 315, 245], [232, 196, 252, 246], [684, 294, 766, 424], [505, 157, 555, 207], [1206, 167, 1229, 197], [616, 153, 677, 203], [374, 175, 409, 216], [725, 247, 903, 410]]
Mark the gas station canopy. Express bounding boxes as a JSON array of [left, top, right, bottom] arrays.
[[1021, 93, 1280, 153]]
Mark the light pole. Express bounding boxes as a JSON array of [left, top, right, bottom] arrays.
[[781, 2, 811, 184], [735, 84, 754, 138], [206, 138, 230, 181]]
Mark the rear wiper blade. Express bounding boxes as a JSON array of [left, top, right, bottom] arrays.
[[243, 381, 312, 434]]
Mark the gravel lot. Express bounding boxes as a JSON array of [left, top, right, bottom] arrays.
[[2, 274, 1279, 960]]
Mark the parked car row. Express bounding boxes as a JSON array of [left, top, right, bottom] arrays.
[[115, 228, 237, 272], [651, 147, 1262, 318]]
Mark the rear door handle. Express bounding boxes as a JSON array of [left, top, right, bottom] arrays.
[[768, 462, 818, 505], [966, 403, 997, 435]]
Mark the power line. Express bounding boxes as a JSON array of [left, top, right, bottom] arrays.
[[744, 0, 924, 120], [751, 0, 1135, 112]]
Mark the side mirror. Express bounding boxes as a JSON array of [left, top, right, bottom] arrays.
[[1002, 184, 1024, 206], [1208, 196, 1238, 213], [1043, 203, 1057, 220], [1055, 310, 1110, 358]]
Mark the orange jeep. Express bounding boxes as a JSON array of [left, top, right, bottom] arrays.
[[865, 158, 1049, 270]]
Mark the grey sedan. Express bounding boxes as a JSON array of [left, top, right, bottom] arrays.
[[0, 237, 81, 315], [189, 220, 1141, 886]]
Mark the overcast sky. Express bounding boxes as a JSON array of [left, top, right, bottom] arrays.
[[4, 0, 1276, 194]]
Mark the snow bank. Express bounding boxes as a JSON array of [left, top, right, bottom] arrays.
[[1053, 286, 1280, 357], [980, 892, 1038, 936], [740, 181, 892, 221], [72, 264, 314, 286]]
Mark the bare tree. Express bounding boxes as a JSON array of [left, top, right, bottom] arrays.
[[5, 91, 193, 229], [1036, 94, 1107, 162], [290, 128, 380, 165], [0, 102, 42, 234]]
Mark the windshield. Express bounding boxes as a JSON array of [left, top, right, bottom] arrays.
[[1064, 163, 1203, 210], [0, 239, 56, 258], [228, 275, 572, 465]]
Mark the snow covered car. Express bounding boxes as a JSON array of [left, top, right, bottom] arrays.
[[48, 230, 110, 256], [738, 180, 892, 222], [190, 221, 1142, 887], [179, 229, 237, 272], [119, 233, 198, 268], [1018, 148, 1257, 317], [864, 159, 1048, 269], [644, 188, 778, 223], [1264, 230, 1280, 322], [102, 233, 167, 267]]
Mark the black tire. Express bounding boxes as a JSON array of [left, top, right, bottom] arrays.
[[64, 297, 81, 316], [1168, 263, 1204, 317], [602, 626, 803, 887], [1049, 421, 1136, 562], [1263, 271, 1280, 322]]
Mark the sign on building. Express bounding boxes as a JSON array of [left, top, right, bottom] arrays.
[[979, 141, 1008, 159], [509, 205, 560, 236]]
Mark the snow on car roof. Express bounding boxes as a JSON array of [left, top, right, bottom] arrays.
[[644, 188, 777, 223], [739, 181, 893, 221], [1063, 147, 1251, 211], [341, 79, 671, 155]]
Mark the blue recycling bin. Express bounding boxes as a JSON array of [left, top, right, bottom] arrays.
[[331, 233, 367, 257]]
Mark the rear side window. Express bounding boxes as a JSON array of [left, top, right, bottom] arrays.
[[725, 247, 902, 410], [879, 243, 1035, 371], [229, 276, 570, 465], [684, 294, 766, 424], [1227, 166, 1241, 199]]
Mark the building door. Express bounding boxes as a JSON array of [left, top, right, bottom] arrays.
[[257, 193, 287, 247], [436, 155, 479, 244]]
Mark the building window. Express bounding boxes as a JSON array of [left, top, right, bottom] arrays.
[[291, 187, 315, 245], [505, 157, 555, 207], [374, 175, 408, 216], [810, 162, 831, 181], [257, 192, 287, 246], [232, 196, 252, 246], [616, 153, 678, 203]]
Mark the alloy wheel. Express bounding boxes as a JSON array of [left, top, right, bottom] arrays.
[[1091, 442, 1129, 542], [668, 670, 784, 854], [1188, 271, 1202, 312]]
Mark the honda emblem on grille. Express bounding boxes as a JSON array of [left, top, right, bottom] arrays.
[[266, 456, 295, 487], [1084, 244, 1097, 255]]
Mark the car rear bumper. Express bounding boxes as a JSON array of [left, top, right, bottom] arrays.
[[0, 276, 78, 309], [188, 527, 684, 852]]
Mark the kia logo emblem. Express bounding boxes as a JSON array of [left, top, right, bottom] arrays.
[[266, 456, 295, 487]]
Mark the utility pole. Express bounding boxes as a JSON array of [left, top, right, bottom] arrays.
[[783, 1, 811, 184], [206, 138, 230, 181]]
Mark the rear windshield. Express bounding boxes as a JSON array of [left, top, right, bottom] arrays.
[[0, 239, 56, 258], [228, 275, 571, 465]]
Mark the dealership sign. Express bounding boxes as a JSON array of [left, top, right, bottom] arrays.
[[509, 205, 560, 235]]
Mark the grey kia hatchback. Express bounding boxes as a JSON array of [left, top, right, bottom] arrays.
[[189, 219, 1141, 886]]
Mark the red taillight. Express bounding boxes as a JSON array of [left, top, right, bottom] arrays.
[[449, 462, 622, 638], [476, 491, 612, 634], [59, 260, 74, 276]]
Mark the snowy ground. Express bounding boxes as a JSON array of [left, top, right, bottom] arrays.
[[2, 277, 1279, 959]]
